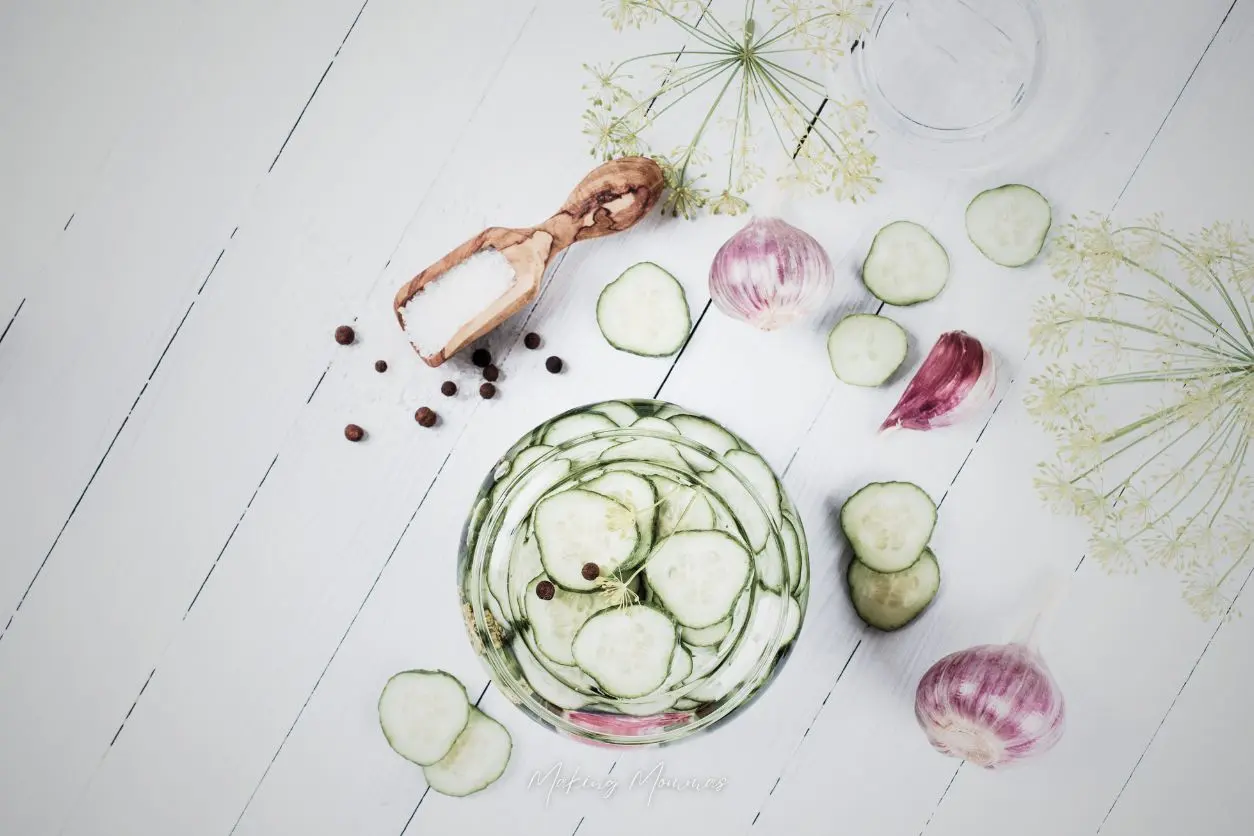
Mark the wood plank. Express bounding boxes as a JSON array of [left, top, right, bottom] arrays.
[[0, 0, 368, 626], [0, 3, 536, 835], [714, 1, 1252, 834], [926, 4, 1254, 835]]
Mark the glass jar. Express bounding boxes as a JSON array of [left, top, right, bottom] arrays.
[[458, 399, 810, 746]]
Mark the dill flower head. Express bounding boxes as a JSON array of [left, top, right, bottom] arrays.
[[1029, 217, 1254, 618]]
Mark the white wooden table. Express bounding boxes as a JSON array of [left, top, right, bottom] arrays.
[[2, 1, 1252, 834]]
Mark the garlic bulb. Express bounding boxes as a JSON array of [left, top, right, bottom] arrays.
[[915, 643, 1065, 768], [881, 330, 997, 432], [708, 217, 834, 330]]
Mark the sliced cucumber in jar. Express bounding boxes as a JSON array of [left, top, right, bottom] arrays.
[[645, 530, 751, 630], [422, 708, 513, 798], [840, 481, 937, 573], [512, 635, 590, 711], [681, 617, 733, 647], [688, 588, 786, 703], [848, 549, 941, 631], [861, 220, 950, 306], [378, 670, 470, 767], [582, 471, 657, 564], [827, 313, 909, 387], [559, 437, 620, 464], [617, 645, 693, 716], [525, 574, 615, 666], [545, 412, 617, 446], [506, 529, 544, 617], [534, 489, 641, 591], [965, 184, 1052, 267], [601, 437, 692, 473], [590, 400, 642, 427], [703, 465, 770, 551], [668, 414, 739, 471], [652, 479, 716, 534], [725, 449, 783, 527], [572, 605, 678, 699], [781, 516, 804, 595], [754, 535, 787, 592], [631, 416, 680, 435], [597, 262, 691, 357]]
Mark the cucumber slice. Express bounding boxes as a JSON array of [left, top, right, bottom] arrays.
[[631, 416, 680, 435], [653, 479, 716, 534], [422, 708, 512, 798], [597, 262, 691, 357], [715, 586, 755, 655], [782, 516, 803, 595], [582, 471, 657, 564], [506, 530, 544, 617], [726, 449, 783, 526], [520, 628, 601, 694], [512, 635, 590, 710], [687, 588, 785, 703], [861, 220, 950, 306], [674, 697, 702, 710], [617, 645, 693, 716], [652, 404, 685, 420], [840, 481, 937, 573], [525, 574, 615, 666], [378, 670, 470, 767], [685, 645, 721, 683], [572, 605, 678, 698], [560, 437, 620, 464], [601, 437, 691, 473], [754, 536, 787, 592], [848, 549, 941, 631], [682, 617, 732, 647], [534, 489, 640, 591], [668, 414, 739, 471], [703, 464, 770, 551], [545, 412, 617, 446], [491, 444, 552, 500], [827, 314, 909, 387], [965, 184, 1052, 267], [592, 401, 642, 426], [645, 530, 751, 629]]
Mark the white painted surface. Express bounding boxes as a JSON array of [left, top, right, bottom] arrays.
[[0, 1, 1250, 835]]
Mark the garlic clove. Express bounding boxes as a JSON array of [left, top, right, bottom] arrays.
[[708, 217, 835, 331], [880, 331, 997, 432]]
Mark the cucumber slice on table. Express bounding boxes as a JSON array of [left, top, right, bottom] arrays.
[[840, 481, 937, 573], [861, 221, 950, 305], [378, 670, 470, 767], [646, 530, 751, 629], [848, 549, 941, 631], [827, 313, 909, 387], [965, 184, 1052, 267], [597, 262, 691, 357], [534, 489, 640, 591], [525, 574, 615, 666], [573, 605, 678, 698], [422, 708, 513, 798]]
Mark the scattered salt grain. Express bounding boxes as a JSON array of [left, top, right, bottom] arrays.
[[400, 248, 516, 357]]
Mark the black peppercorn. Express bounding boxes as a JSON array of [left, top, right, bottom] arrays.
[[440, 380, 457, 397], [344, 423, 365, 442], [334, 325, 355, 345], [482, 364, 500, 382], [479, 382, 496, 399], [581, 562, 599, 581], [545, 356, 563, 374], [415, 407, 437, 428], [524, 332, 541, 350], [535, 580, 556, 601], [374, 360, 388, 373], [471, 348, 491, 368]]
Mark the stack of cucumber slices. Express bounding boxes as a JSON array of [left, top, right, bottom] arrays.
[[463, 400, 810, 732], [840, 482, 942, 631], [378, 670, 513, 797]]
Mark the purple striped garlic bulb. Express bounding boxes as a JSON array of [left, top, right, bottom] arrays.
[[914, 643, 1065, 768], [708, 217, 834, 330]]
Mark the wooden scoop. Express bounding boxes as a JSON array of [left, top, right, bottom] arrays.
[[394, 156, 665, 367]]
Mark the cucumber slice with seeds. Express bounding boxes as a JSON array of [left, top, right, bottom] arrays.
[[862, 220, 950, 306], [545, 412, 617, 446], [827, 314, 909, 387], [848, 549, 941, 631], [572, 605, 678, 698], [422, 708, 513, 797], [966, 184, 1052, 267], [840, 481, 937, 573], [525, 574, 615, 666], [646, 530, 751, 629], [535, 489, 640, 591], [378, 670, 470, 767], [582, 471, 657, 565], [597, 262, 691, 357]]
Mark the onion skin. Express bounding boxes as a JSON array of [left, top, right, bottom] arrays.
[[915, 643, 1066, 768], [708, 217, 834, 330], [881, 331, 997, 432]]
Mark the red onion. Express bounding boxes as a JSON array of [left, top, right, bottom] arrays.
[[708, 217, 834, 330], [881, 330, 997, 432]]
